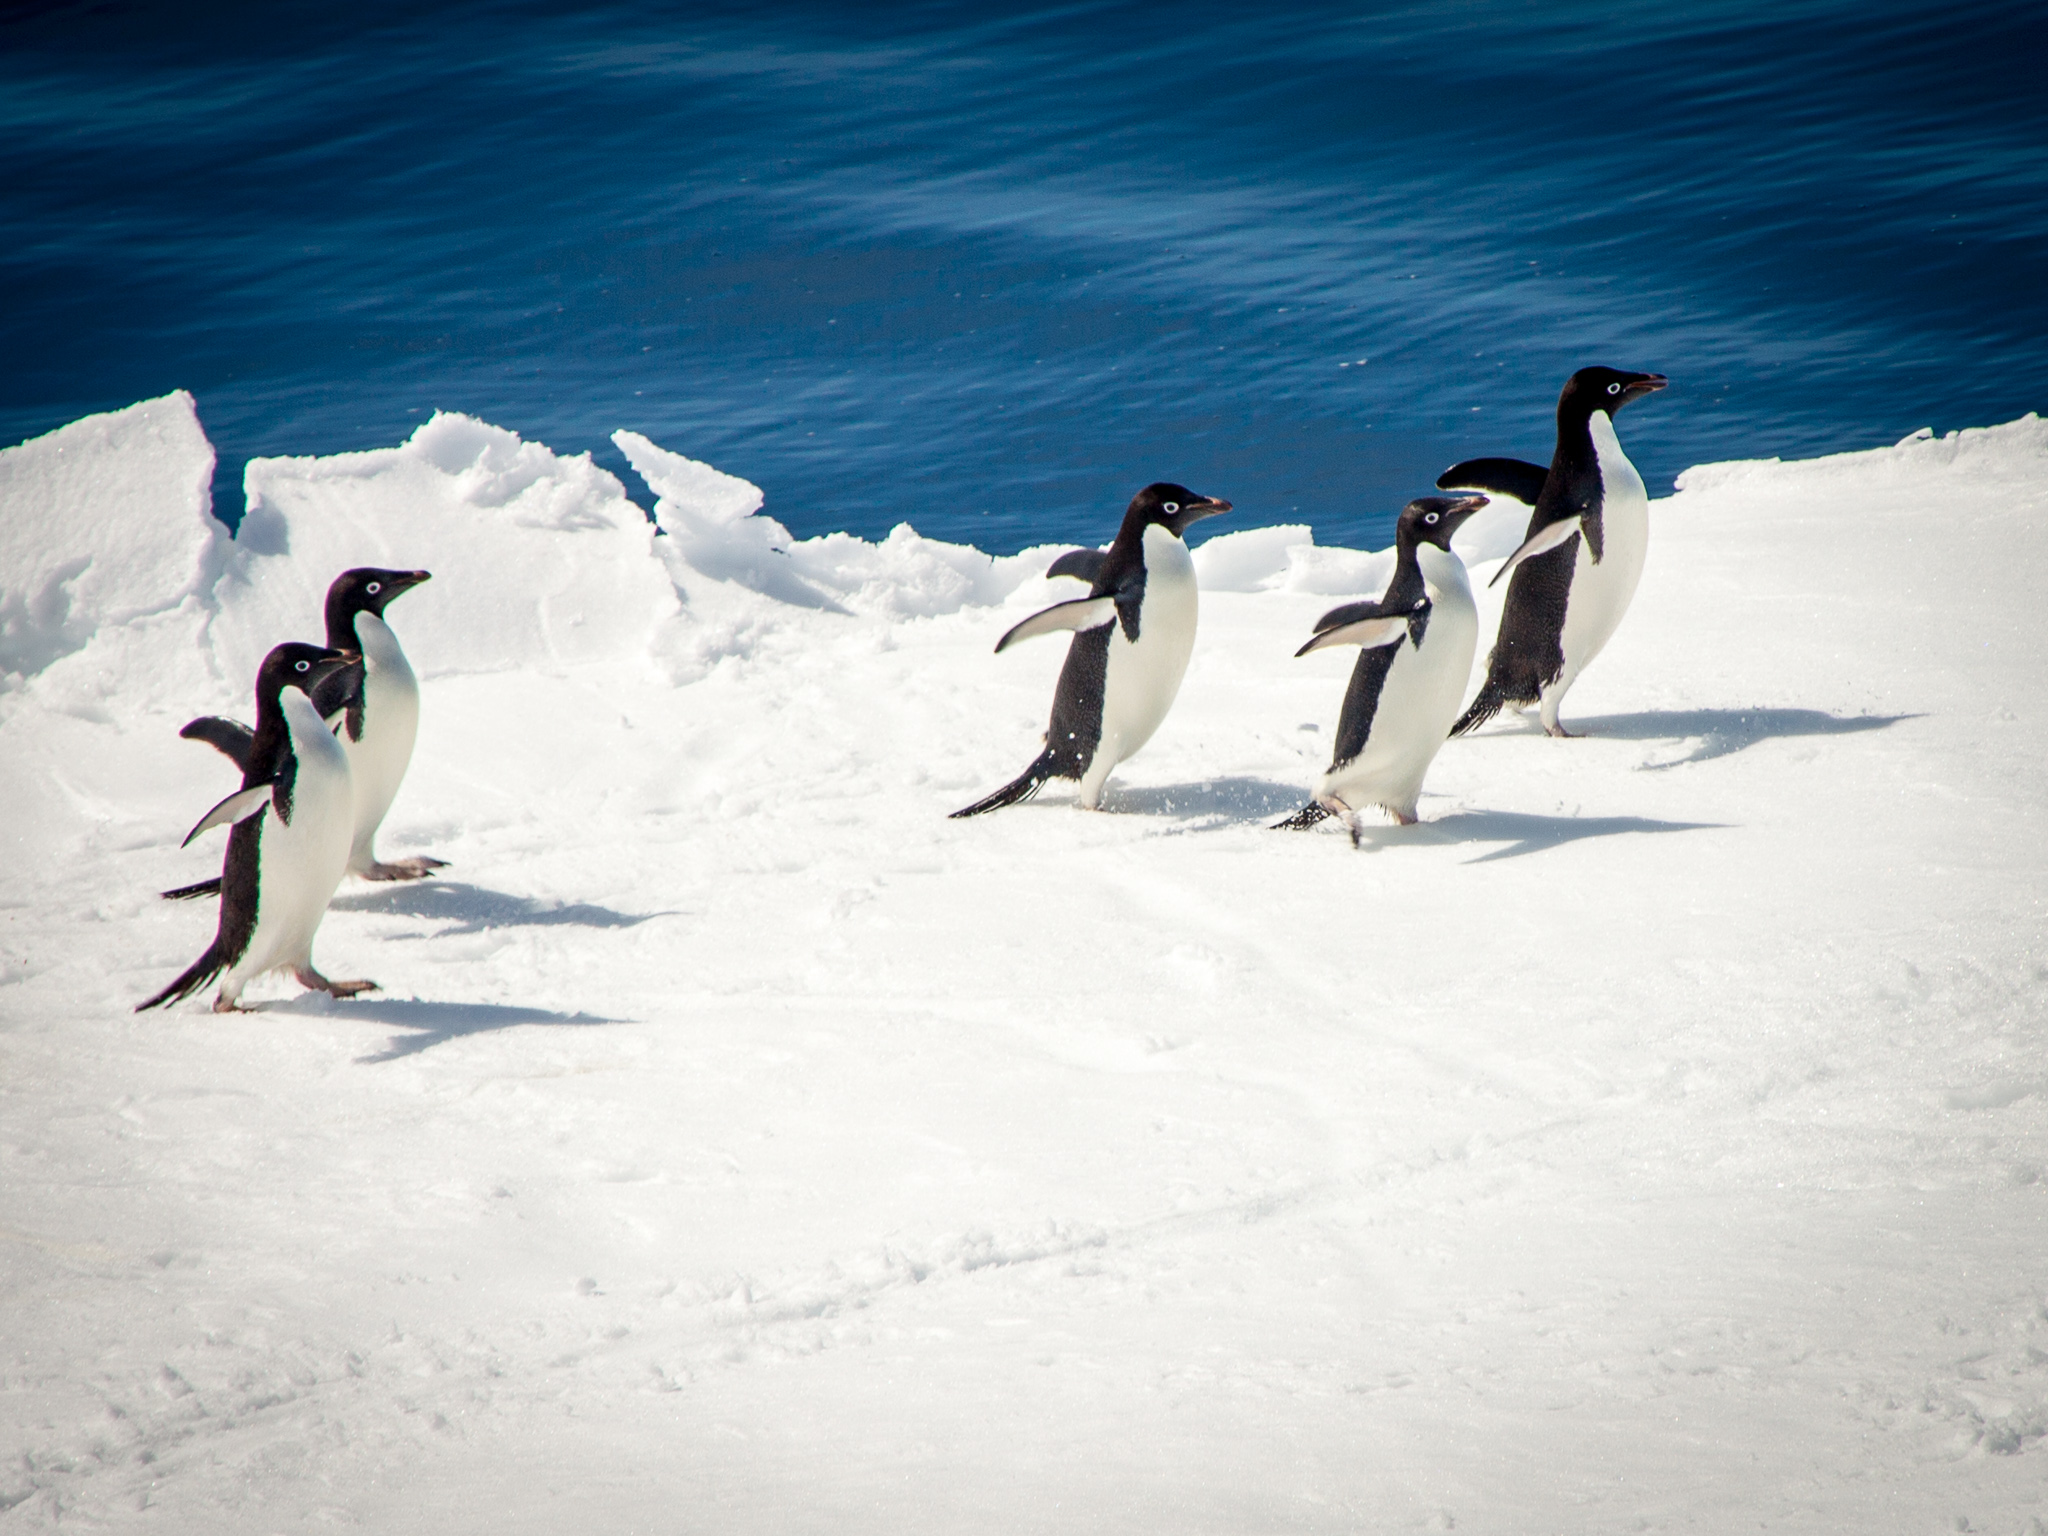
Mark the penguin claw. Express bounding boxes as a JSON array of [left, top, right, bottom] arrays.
[[358, 857, 447, 881]]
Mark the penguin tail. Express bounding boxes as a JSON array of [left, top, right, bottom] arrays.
[[1451, 678, 1509, 738], [1271, 802, 1332, 831], [160, 877, 223, 901], [949, 751, 1058, 818], [135, 942, 228, 1013]]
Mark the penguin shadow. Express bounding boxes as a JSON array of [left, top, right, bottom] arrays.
[[1100, 776, 1307, 826], [328, 879, 673, 938], [1402, 808, 1723, 864], [1564, 707, 1918, 768], [269, 993, 628, 1064]]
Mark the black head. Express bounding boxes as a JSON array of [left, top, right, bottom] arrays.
[[1561, 367, 1667, 419], [256, 641, 359, 705], [325, 567, 431, 639], [1396, 494, 1488, 552], [1125, 482, 1232, 539]]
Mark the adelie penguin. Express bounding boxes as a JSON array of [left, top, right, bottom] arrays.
[[165, 567, 443, 900], [1440, 366, 1668, 738], [1275, 495, 1488, 846], [138, 642, 378, 1013], [951, 483, 1231, 817]]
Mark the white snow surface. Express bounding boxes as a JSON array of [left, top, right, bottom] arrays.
[[3, 398, 2046, 1533]]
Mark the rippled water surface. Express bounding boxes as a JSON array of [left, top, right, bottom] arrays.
[[4, 1, 2043, 548]]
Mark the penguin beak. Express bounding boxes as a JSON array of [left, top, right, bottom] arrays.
[[1184, 496, 1232, 523], [1625, 374, 1669, 398], [1439, 495, 1488, 538], [390, 570, 432, 593]]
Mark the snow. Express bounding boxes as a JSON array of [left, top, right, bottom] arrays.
[[2, 399, 2045, 1533]]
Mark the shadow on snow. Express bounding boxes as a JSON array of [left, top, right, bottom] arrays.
[[1100, 776, 1308, 823], [1412, 808, 1722, 863], [1552, 707, 1916, 766], [329, 879, 674, 937], [269, 992, 630, 1063]]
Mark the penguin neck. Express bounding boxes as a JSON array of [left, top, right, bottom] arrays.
[[325, 600, 369, 652], [244, 684, 298, 786], [1382, 536, 1429, 608], [1541, 403, 1608, 521], [1113, 510, 1171, 554]]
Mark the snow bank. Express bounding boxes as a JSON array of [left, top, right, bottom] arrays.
[[0, 392, 217, 690], [1674, 413, 2048, 496], [616, 428, 1046, 620], [212, 413, 679, 685]]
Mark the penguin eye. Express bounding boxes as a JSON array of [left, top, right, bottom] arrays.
[[1425, 512, 1439, 524], [366, 581, 382, 594], [295, 659, 310, 672], [1163, 502, 1180, 514], [1607, 382, 1621, 395]]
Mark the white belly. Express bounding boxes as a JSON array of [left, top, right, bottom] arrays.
[[1079, 525, 1198, 806], [1553, 412, 1649, 700], [227, 694, 355, 987], [1319, 546, 1478, 818], [342, 611, 420, 872]]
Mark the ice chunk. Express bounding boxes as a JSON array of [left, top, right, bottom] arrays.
[[1190, 524, 1313, 592], [214, 413, 678, 683], [0, 392, 218, 688], [614, 429, 1042, 620]]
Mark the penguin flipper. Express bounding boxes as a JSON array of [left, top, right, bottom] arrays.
[[949, 750, 1059, 818], [1489, 517, 1583, 588], [994, 597, 1117, 653], [310, 656, 366, 725], [1438, 456, 1548, 506], [179, 715, 255, 772], [161, 877, 223, 901], [1045, 548, 1108, 585], [1295, 610, 1411, 657], [180, 784, 274, 848]]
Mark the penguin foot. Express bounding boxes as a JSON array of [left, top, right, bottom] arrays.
[[1270, 802, 1332, 831], [358, 857, 448, 882], [211, 993, 256, 1013], [1543, 721, 1578, 739], [1389, 808, 1419, 826], [293, 965, 380, 999]]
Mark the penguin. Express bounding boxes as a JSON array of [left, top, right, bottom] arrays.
[[950, 482, 1231, 816], [1440, 367, 1667, 737], [163, 567, 442, 899], [138, 642, 378, 1012], [1274, 495, 1487, 845]]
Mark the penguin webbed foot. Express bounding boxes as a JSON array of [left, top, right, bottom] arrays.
[[359, 857, 448, 882], [211, 993, 256, 1013], [1543, 720, 1578, 739], [293, 965, 380, 999]]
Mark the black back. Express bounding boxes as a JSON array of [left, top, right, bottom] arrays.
[[138, 641, 352, 1007], [1320, 497, 1483, 769], [1454, 367, 1664, 725], [1046, 482, 1226, 762]]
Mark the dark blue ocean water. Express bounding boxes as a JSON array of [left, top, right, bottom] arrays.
[[4, 1, 2043, 551]]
